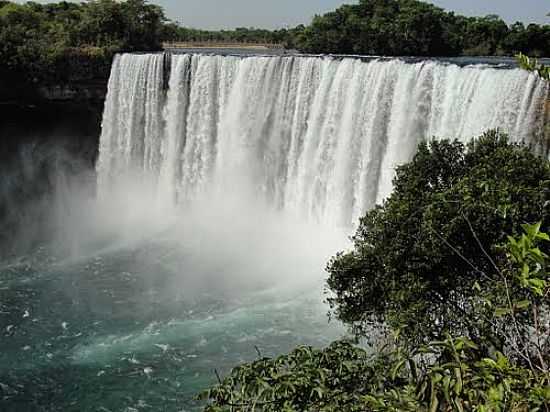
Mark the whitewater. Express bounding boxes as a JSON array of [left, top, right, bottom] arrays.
[[98, 53, 548, 226]]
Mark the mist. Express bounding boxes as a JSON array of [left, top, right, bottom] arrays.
[[53, 166, 348, 289]]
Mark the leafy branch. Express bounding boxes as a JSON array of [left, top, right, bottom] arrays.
[[516, 52, 550, 81]]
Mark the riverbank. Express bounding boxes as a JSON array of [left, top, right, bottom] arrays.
[[163, 41, 284, 50]]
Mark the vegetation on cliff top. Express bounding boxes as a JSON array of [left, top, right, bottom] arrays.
[[0, 0, 166, 85], [291, 0, 550, 56]]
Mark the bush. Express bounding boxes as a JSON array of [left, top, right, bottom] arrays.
[[200, 339, 550, 411]]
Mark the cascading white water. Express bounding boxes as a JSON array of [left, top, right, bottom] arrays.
[[97, 53, 548, 227], [97, 53, 165, 195]]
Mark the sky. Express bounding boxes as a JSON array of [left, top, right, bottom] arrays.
[[14, 0, 550, 29], [153, 0, 549, 29]]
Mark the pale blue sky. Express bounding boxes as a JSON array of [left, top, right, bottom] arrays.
[[14, 0, 550, 29], [153, 0, 549, 29]]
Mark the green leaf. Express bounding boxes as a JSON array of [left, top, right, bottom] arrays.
[[528, 278, 546, 295], [494, 307, 512, 317], [514, 300, 531, 310], [311, 387, 324, 400], [429, 387, 439, 412], [391, 359, 406, 380]]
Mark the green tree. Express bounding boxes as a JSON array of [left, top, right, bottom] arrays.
[[0, 0, 167, 86], [326, 131, 550, 348], [290, 0, 550, 57]]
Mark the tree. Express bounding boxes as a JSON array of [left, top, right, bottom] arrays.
[[289, 0, 550, 57], [326, 131, 550, 348], [0, 0, 168, 86], [461, 15, 509, 55]]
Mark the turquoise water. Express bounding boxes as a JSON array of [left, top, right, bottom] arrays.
[[0, 208, 346, 411]]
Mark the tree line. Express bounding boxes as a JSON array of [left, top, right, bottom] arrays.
[[161, 26, 305, 49], [291, 0, 550, 56]]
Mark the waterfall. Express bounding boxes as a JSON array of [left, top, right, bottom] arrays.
[[97, 53, 548, 227]]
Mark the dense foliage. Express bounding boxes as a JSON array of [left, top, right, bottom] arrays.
[[201, 340, 550, 412], [201, 223, 550, 411], [293, 0, 550, 56], [0, 0, 166, 85], [327, 131, 550, 348]]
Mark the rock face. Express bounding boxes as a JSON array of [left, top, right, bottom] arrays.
[[36, 82, 107, 102], [0, 73, 107, 253], [0, 101, 103, 255], [0, 66, 108, 105]]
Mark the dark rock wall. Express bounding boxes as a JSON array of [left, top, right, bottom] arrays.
[[0, 102, 103, 255]]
